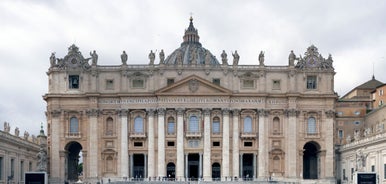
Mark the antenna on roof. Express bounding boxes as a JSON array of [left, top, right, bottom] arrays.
[[372, 61, 375, 79]]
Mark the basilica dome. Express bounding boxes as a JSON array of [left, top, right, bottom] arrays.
[[164, 17, 220, 65]]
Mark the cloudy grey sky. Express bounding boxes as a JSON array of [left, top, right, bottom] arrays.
[[1, 0, 386, 136]]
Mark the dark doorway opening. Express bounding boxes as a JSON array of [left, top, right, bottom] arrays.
[[133, 154, 144, 179], [303, 142, 320, 179], [65, 142, 82, 181], [188, 154, 200, 180], [242, 154, 254, 179], [166, 162, 175, 180], [212, 163, 221, 181]]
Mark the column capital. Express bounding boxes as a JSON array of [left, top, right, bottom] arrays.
[[258, 109, 269, 117], [203, 108, 211, 116], [117, 109, 128, 116], [222, 108, 230, 115], [50, 109, 62, 118], [232, 109, 240, 115], [285, 109, 299, 117], [86, 109, 100, 117], [147, 108, 155, 116], [325, 110, 335, 118], [176, 108, 185, 116], [157, 108, 165, 116]]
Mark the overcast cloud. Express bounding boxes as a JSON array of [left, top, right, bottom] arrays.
[[1, 0, 385, 136]]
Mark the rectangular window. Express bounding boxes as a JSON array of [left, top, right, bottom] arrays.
[[213, 78, 220, 85], [380, 89, 384, 96], [132, 79, 144, 88], [338, 130, 343, 139], [167, 122, 175, 134], [134, 142, 143, 147], [69, 75, 79, 89], [306, 76, 317, 89], [106, 79, 114, 90], [272, 80, 281, 90], [167, 141, 175, 147], [0, 157, 3, 180], [20, 161, 24, 180], [213, 141, 220, 147], [167, 78, 175, 86], [244, 142, 253, 147], [242, 79, 254, 88], [212, 122, 220, 134], [11, 158, 14, 177], [371, 165, 375, 172]]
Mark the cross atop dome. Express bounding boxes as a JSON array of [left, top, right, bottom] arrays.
[[182, 16, 201, 46]]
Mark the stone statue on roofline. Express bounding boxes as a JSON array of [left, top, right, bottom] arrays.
[[15, 127, 19, 136], [289, 50, 296, 66], [259, 51, 265, 66], [90, 50, 98, 65], [50, 52, 56, 67], [148, 50, 155, 65], [121, 51, 128, 65], [24, 131, 29, 140], [221, 50, 228, 65], [3, 121, 10, 133], [232, 50, 239, 66], [159, 49, 165, 64]]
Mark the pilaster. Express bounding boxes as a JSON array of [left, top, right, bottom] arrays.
[[176, 108, 185, 180], [118, 109, 128, 178], [285, 108, 299, 178], [232, 109, 240, 178], [258, 109, 268, 178], [147, 109, 155, 179], [203, 108, 211, 180], [157, 108, 166, 177], [86, 108, 99, 179], [222, 108, 230, 180]]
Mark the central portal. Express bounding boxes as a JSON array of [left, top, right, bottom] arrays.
[[188, 154, 200, 180]]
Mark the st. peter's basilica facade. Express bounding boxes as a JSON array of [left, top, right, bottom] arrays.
[[44, 17, 336, 183]]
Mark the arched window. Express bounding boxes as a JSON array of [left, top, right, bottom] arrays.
[[189, 115, 199, 133], [167, 117, 175, 134], [106, 156, 113, 172], [273, 156, 280, 171], [69, 117, 79, 133], [243, 116, 252, 133], [134, 116, 144, 133], [212, 117, 220, 134], [307, 117, 316, 134], [105, 117, 114, 136], [273, 117, 280, 134]]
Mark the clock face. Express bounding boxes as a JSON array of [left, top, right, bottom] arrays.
[[306, 56, 318, 67]]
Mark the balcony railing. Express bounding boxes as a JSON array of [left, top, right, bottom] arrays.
[[129, 132, 147, 139], [185, 131, 202, 138], [240, 132, 258, 139], [66, 132, 82, 138]]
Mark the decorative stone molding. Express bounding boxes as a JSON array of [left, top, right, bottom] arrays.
[[51, 110, 62, 118], [157, 108, 166, 116], [258, 109, 269, 117], [147, 109, 155, 116], [232, 109, 240, 116], [203, 108, 211, 116], [325, 110, 335, 118], [176, 108, 185, 116], [86, 109, 100, 117], [117, 109, 128, 116], [222, 108, 230, 115], [285, 109, 299, 117]]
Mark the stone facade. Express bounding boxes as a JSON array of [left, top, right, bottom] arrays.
[[44, 18, 337, 183], [0, 123, 41, 184]]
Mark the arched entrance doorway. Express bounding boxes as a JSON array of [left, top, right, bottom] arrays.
[[303, 141, 320, 179], [211, 163, 221, 181], [166, 162, 175, 180], [242, 154, 254, 179], [65, 141, 82, 181]]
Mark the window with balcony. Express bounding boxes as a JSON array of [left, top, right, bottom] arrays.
[[167, 117, 175, 134], [189, 115, 199, 133], [134, 116, 144, 133], [212, 117, 220, 134], [243, 116, 252, 133]]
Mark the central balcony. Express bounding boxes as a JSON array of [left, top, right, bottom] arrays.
[[129, 132, 147, 139], [240, 132, 258, 139], [185, 131, 202, 139]]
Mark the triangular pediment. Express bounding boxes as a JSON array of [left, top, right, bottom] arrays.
[[155, 75, 232, 96]]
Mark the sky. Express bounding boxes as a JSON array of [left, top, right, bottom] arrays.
[[1, 0, 386, 136]]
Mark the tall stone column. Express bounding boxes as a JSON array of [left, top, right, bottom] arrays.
[[119, 109, 129, 178], [258, 109, 268, 178], [144, 154, 148, 178], [222, 109, 230, 180], [59, 151, 67, 180], [185, 154, 188, 179], [157, 108, 166, 177], [87, 109, 99, 179], [199, 153, 203, 178], [324, 110, 335, 179], [232, 109, 240, 178], [49, 110, 61, 181], [286, 109, 298, 178], [176, 108, 185, 180], [147, 109, 155, 179], [130, 154, 133, 178], [203, 108, 211, 180]]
